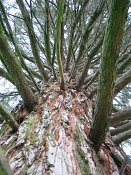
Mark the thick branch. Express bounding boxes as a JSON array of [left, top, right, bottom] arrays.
[[0, 25, 37, 111], [0, 1, 40, 91], [0, 104, 19, 131], [88, 68, 131, 99], [111, 120, 129, 128], [76, 36, 103, 88], [0, 67, 14, 85], [90, 0, 129, 151], [70, 2, 104, 79], [55, 0, 65, 90], [65, 0, 89, 71], [16, 0, 49, 81], [113, 129, 131, 145], [110, 121, 131, 136], [44, 0, 56, 79], [114, 68, 131, 96], [110, 108, 131, 125]]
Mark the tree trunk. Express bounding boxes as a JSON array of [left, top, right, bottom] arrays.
[[0, 82, 130, 175]]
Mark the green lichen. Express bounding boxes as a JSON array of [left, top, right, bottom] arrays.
[[76, 147, 91, 175], [75, 124, 84, 145], [30, 133, 37, 143], [0, 164, 9, 175], [75, 124, 92, 175], [18, 114, 39, 144]]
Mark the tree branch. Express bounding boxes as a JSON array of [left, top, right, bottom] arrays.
[[110, 121, 131, 136], [89, 0, 129, 151], [110, 108, 131, 125], [114, 68, 131, 96], [113, 129, 131, 145]]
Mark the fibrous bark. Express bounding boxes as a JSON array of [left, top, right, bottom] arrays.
[[0, 81, 130, 175]]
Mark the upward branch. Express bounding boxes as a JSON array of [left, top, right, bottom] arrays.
[[0, 1, 40, 92], [16, 0, 49, 81], [55, 0, 65, 90], [90, 0, 129, 151], [0, 25, 37, 111]]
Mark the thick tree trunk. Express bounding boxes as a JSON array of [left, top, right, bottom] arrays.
[[0, 82, 130, 175], [0, 1, 130, 173]]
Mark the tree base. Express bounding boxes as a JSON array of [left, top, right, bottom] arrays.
[[0, 82, 130, 175]]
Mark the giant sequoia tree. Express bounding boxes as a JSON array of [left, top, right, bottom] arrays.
[[0, 0, 131, 174]]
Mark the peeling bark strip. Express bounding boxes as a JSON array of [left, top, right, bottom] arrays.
[[0, 82, 131, 175], [90, 0, 129, 151]]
